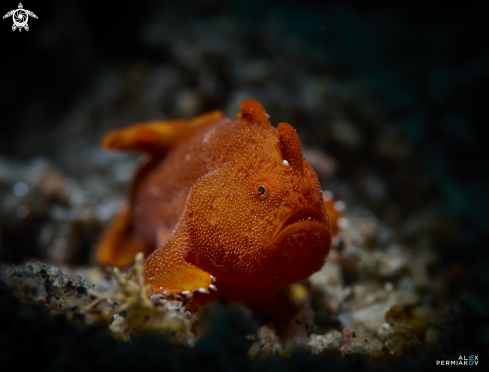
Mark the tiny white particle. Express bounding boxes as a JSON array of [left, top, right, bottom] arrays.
[[283, 159, 289, 166]]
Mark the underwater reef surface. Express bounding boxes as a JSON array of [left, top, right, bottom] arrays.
[[1, 0, 488, 369], [1, 260, 489, 370]]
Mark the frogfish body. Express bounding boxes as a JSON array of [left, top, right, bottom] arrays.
[[96, 99, 332, 304]]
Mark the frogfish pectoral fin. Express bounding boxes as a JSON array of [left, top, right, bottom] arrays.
[[101, 110, 224, 154], [144, 240, 215, 297], [96, 205, 151, 269], [322, 191, 343, 237]]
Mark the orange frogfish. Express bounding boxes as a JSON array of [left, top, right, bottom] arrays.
[[96, 99, 332, 305]]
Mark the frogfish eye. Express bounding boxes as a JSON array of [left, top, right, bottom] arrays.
[[258, 186, 266, 195]]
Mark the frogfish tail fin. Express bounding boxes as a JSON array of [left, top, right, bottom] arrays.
[[95, 205, 151, 269]]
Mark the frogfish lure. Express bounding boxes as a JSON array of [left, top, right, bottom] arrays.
[[96, 99, 335, 304]]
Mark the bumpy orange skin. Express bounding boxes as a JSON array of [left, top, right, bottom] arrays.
[[97, 99, 332, 304]]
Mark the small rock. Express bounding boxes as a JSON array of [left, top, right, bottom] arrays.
[[283, 307, 315, 349], [256, 323, 282, 355], [352, 302, 396, 334], [341, 326, 356, 345], [308, 330, 342, 354], [377, 322, 420, 356], [341, 334, 383, 356]]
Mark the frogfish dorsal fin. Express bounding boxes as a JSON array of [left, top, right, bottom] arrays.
[[277, 122, 304, 177], [101, 110, 224, 154], [239, 99, 271, 127]]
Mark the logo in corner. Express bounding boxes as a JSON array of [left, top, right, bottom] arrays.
[[436, 355, 479, 366], [3, 3, 37, 32]]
